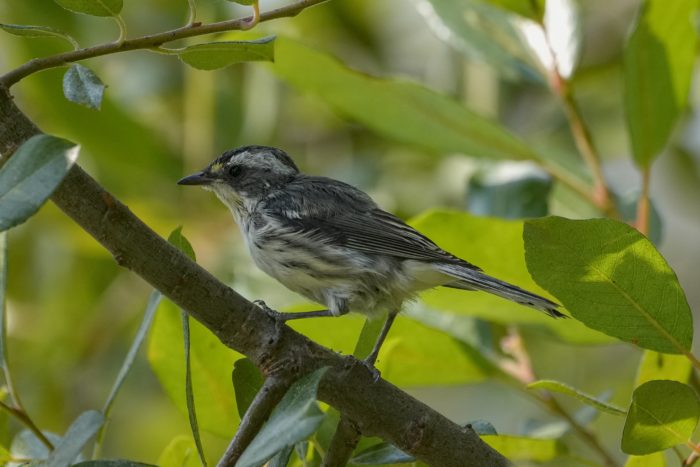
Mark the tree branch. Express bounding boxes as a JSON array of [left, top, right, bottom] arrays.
[[0, 0, 330, 88], [0, 85, 510, 467]]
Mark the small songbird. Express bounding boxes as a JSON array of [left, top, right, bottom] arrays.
[[179, 146, 564, 365]]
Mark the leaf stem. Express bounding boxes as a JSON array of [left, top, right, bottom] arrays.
[[0, 0, 330, 88], [635, 167, 650, 236], [684, 441, 700, 466], [187, 0, 197, 26], [113, 14, 128, 44], [0, 400, 54, 450]]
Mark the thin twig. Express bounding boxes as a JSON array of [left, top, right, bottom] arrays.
[[636, 167, 650, 236], [322, 415, 361, 467], [0, 400, 54, 450], [683, 441, 700, 466], [217, 377, 290, 467], [0, 0, 329, 88]]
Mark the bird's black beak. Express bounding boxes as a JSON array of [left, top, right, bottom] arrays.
[[177, 171, 213, 186]]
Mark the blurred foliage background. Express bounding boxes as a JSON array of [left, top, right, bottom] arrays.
[[1, 0, 700, 464]]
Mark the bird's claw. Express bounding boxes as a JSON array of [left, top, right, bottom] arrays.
[[254, 300, 283, 321], [361, 358, 382, 383]]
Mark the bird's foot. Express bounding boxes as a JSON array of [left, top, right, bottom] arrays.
[[360, 357, 382, 383], [253, 299, 283, 321]]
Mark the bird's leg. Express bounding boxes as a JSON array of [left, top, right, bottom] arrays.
[[253, 300, 335, 321], [364, 310, 399, 367]]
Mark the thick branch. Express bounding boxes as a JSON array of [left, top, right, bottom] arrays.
[[0, 86, 510, 466], [0, 0, 329, 87]]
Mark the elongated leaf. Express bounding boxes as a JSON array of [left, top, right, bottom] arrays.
[[232, 358, 264, 418], [267, 445, 294, 467], [0, 134, 79, 231], [272, 38, 539, 160], [409, 210, 610, 344], [63, 64, 105, 110], [178, 37, 275, 70], [11, 430, 62, 461], [482, 435, 567, 462], [224, 0, 256, 5], [148, 300, 241, 437], [636, 351, 692, 386], [542, 0, 580, 78], [54, 0, 122, 16], [624, 0, 697, 167], [622, 380, 700, 455], [486, 0, 544, 20], [353, 316, 385, 361], [528, 379, 626, 415], [0, 232, 7, 371], [0, 23, 76, 47], [237, 368, 328, 467], [181, 312, 206, 467], [524, 217, 693, 353], [42, 411, 104, 467], [417, 0, 543, 80]]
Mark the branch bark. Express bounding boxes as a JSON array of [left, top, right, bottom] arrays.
[[0, 85, 510, 466]]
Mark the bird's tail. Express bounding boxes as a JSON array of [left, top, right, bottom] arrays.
[[436, 264, 565, 318]]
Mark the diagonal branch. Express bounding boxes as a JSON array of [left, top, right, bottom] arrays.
[[0, 0, 330, 88], [0, 85, 510, 467]]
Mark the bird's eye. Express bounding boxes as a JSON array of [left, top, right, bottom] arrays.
[[228, 165, 242, 177]]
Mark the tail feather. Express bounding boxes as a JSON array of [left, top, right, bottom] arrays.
[[437, 264, 565, 318]]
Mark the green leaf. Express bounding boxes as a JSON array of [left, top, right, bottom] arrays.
[[350, 442, 413, 465], [623, 0, 697, 167], [417, 0, 543, 80], [622, 380, 700, 455], [468, 419, 498, 435], [157, 435, 199, 467], [408, 210, 611, 344], [0, 23, 77, 47], [148, 300, 241, 437], [625, 452, 666, 467], [181, 312, 206, 467], [178, 37, 275, 70], [527, 380, 626, 415], [232, 358, 264, 418], [0, 232, 7, 371], [272, 38, 539, 160], [636, 351, 692, 386], [42, 411, 104, 467], [467, 162, 552, 219], [167, 227, 196, 261], [237, 367, 328, 467], [524, 217, 693, 353], [267, 445, 294, 467], [482, 435, 568, 462], [0, 134, 79, 231], [53, 0, 123, 16], [353, 316, 385, 361], [63, 64, 106, 110]]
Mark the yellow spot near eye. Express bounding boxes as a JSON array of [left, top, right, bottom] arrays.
[[211, 162, 224, 172]]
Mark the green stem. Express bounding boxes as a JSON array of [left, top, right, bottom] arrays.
[[0, 400, 54, 450], [187, 0, 197, 25], [0, 0, 330, 87], [636, 167, 651, 236], [113, 14, 128, 44]]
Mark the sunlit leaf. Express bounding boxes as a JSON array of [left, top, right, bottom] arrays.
[[157, 435, 199, 467], [485, 0, 544, 20], [148, 300, 241, 437], [623, 0, 697, 167], [524, 217, 693, 353], [622, 380, 700, 455], [624, 452, 666, 467], [237, 368, 328, 467], [408, 210, 611, 344], [63, 64, 106, 110], [167, 227, 196, 262], [54, 0, 122, 16], [0, 134, 79, 231], [178, 37, 275, 70], [527, 379, 626, 415], [635, 351, 692, 386], [272, 38, 540, 160], [543, 0, 580, 78], [416, 0, 543, 80]]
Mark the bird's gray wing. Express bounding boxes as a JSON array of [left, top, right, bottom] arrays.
[[264, 176, 481, 270]]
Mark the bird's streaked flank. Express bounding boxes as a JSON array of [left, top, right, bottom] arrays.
[[179, 146, 564, 366]]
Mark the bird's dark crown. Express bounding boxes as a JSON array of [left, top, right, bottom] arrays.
[[210, 145, 299, 176]]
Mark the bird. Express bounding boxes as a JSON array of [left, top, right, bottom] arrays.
[[178, 145, 564, 366]]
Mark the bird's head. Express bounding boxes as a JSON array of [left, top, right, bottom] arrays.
[[178, 145, 299, 208]]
